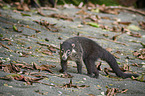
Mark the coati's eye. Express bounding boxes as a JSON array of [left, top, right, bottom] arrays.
[[67, 50, 71, 55], [61, 49, 64, 53]]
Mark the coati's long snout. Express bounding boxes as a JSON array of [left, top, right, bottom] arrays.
[[60, 37, 139, 78]]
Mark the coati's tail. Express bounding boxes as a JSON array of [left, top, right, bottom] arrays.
[[101, 49, 139, 78]]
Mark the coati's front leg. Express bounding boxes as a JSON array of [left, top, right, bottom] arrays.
[[59, 60, 67, 73], [75, 60, 83, 74], [84, 58, 99, 78]]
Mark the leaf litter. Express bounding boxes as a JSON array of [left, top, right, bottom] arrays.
[[0, 2, 145, 95], [106, 87, 128, 96], [1, 61, 90, 88], [133, 49, 145, 60]]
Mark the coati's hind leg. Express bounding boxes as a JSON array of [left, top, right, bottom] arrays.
[[84, 58, 99, 78]]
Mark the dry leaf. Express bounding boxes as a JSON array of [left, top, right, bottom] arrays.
[[106, 87, 128, 96], [104, 68, 109, 75], [133, 49, 145, 60], [139, 21, 145, 30], [96, 62, 102, 71], [10, 62, 21, 72], [129, 32, 142, 38], [33, 62, 41, 70], [48, 13, 73, 21], [62, 79, 89, 88], [59, 73, 73, 78], [106, 48, 112, 52], [76, 10, 89, 15], [42, 50, 53, 55], [118, 22, 131, 25], [34, 20, 58, 32], [131, 63, 140, 67]]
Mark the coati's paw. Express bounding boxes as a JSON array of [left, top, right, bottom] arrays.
[[87, 73, 94, 78], [87, 73, 99, 78], [77, 72, 82, 74], [59, 69, 64, 73], [93, 75, 99, 79]]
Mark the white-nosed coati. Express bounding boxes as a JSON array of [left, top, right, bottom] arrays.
[[59, 37, 139, 78]]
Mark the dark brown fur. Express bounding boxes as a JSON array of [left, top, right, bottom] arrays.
[[60, 37, 138, 78]]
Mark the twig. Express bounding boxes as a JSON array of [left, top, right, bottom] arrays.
[[106, 6, 145, 16], [81, 35, 128, 46], [0, 19, 40, 32], [0, 42, 13, 51]]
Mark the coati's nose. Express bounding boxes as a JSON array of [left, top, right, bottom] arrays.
[[62, 55, 67, 60]]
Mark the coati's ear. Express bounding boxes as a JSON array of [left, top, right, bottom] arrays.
[[72, 43, 75, 48]]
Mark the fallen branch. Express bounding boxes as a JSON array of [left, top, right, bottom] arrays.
[[81, 35, 128, 46], [106, 6, 145, 16]]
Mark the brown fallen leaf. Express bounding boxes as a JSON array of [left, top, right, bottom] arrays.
[[40, 66, 53, 73], [62, 79, 89, 88], [10, 62, 21, 72], [101, 16, 111, 20], [34, 19, 58, 32], [85, 15, 98, 22], [13, 74, 44, 85], [120, 64, 130, 72], [76, 9, 89, 15], [133, 51, 140, 56], [40, 65, 56, 69], [131, 63, 140, 67], [0, 76, 14, 81], [1, 38, 11, 41], [48, 13, 73, 21], [36, 42, 59, 50], [32, 62, 53, 73], [106, 87, 128, 96], [99, 4, 119, 15], [104, 68, 109, 75], [118, 22, 131, 25], [87, 94, 95, 96], [27, 46, 32, 49], [121, 27, 131, 33], [8, 41, 13, 46], [131, 74, 145, 82], [111, 34, 122, 41], [3, 66, 11, 73], [140, 42, 145, 48], [41, 50, 53, 55], [0, 60, 2, 69], [59, 73, 73, 78], [139, 21, 145, 30], [48, 46, 57, 53], [129, 32, 142, 38], [113, 54, 120, 59], [0, 42, 12, 51], [3, 63, 21, 73], [133, 49, 145, 60], [103, 34, 109, 37], [33, 62, 41, 70]]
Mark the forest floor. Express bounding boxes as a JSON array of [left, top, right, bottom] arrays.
[[0, 5, 145, 96]]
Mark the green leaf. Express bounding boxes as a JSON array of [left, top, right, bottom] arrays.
[[87, 22, 100, 28], [127, 25, 141, 31], [13, 25, 18, 32], [140, 42, 145, 48], [137, 74, 144, 82], [0, 33, 3, 37], [21, 13, 31, 16]]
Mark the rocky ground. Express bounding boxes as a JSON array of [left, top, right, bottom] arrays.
[[0, 5, 145, 96]]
